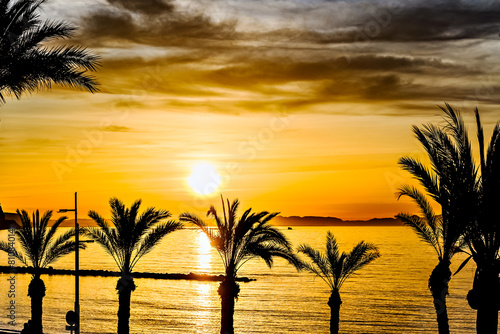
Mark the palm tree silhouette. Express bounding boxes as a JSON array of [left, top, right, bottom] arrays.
[[396, 186, 464, 334], [297, 231, 380, 334], [464, 108, 500, 333], [179, 197, 301, 334], [0, 0, 100, 104], [397, 104, 478, 333], [399, 104, 500, 333], [0, 209, 83, 334], [86, 198, 183, 334]]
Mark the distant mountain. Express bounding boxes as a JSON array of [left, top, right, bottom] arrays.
[[40, 217, 403, 228], [273, 216, 403, 226], [58, 218, 96, 227]]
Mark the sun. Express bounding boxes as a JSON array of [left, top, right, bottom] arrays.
[[188, 162, 221, 195]]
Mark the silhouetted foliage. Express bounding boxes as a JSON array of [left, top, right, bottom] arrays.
[[0, 209, 82, 334], [0, 0, 100, 104], [465, 108, 500, 333], [298, 231, 380, 334], [86, 198, 182, 334], [180, 196, 301, 334], [397, 104, 478, 334], [399, 104, 500, 334]]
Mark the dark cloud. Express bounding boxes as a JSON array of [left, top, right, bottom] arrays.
[[295, 2, 500, 44], [359, 4, 500, 42], [94, 57, 225, 97], [71, 0, 500, 113], [106, 0, 174, 15], [79, 0, 236, 48], [90, 51, 498, 112], [203, 55, 476, 88], [77, 0, 500, 48]]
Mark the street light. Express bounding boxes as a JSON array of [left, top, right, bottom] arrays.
[[58, 192, 79, 334], [58, 192, 93, 334]]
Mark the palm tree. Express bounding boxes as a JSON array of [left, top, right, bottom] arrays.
[[179, 197, 301, 334], [396, 186, 464, 334], [464, 108, 500, 334], [85, 198, 183, 334], [399, 104, 500, 334], [397, 104, 479, 333], [0, 0, 100, 104], [0, 209, 82, 334], [297, 231, 380, 334]]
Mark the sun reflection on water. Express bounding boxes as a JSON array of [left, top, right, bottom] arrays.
[[194, 281, 215, 328], [197, 282, 211, 296], [197, 232, 212, 272]]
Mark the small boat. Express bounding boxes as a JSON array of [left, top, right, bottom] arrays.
[[288, 227, 293, 230]]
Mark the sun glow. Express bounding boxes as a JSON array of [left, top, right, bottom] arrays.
[[188, 162, 221, 195]]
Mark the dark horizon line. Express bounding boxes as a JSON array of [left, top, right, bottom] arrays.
[[55, 215, 404, 227], [2, 212, 404, 227], [0, 266, 255, 283]]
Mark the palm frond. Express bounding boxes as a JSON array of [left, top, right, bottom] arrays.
[[42, 241, 84, 268], [131, 206, 171, 248], [179, 212, 221, 243], [0, 0, 100, 102], [398, 156, 440, 201], [397, 184, 443, 258], [298, 243, 335, 290], [88, 210, 119, 251], [339, 241, 380, 287], [397, 212, 442, 258], [41, 227, 80, 268], [84, 226, 123, 271], [130, 220, 183, 270], [89, 198, 178, 274], [244, 242, 302, 270], [2, 208, 76, 269], [185, 197, 297, 278], [299, 232, 379, 291], [0, 241, 27, 266], [40, 215, 67, 263], [325, 231, 340, 272], [399, 185, 440, 232]]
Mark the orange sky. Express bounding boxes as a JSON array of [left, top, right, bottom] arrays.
[[1, 0, 500, 220]]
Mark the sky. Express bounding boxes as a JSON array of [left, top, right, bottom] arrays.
[[1, 0, 500, 220]]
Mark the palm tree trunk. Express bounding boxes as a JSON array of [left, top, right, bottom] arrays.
[[428, 261, 451, 334], [116, 276, 136, 334], [477, 307, 498, 334], [218, 278, 240, 334], [27, 275, 46, 334], [469, 266, 499, 334], [328, 289, 342, 334]]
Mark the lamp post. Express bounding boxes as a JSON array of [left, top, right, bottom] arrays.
[[58, 192, 80, 334]]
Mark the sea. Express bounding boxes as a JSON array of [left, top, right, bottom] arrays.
[[0, 226, 479, 333]]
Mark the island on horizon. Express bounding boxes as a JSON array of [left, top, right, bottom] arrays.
[[48, 216, 404, 227]]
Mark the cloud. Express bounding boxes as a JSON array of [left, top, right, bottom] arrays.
[[69, 0, 500, 115], [205, 54, 476, 85], [78, 0, 236, 48], [101, 125, 131, 132], [77, 0, 500, 49], [225, 1, 500, 45], [350, 2, 500, 42], [106, 0, 174, 15], [87, 48, 499, 115]]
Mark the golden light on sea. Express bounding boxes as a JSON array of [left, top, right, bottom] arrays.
[[197, 232, 212, 272]]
